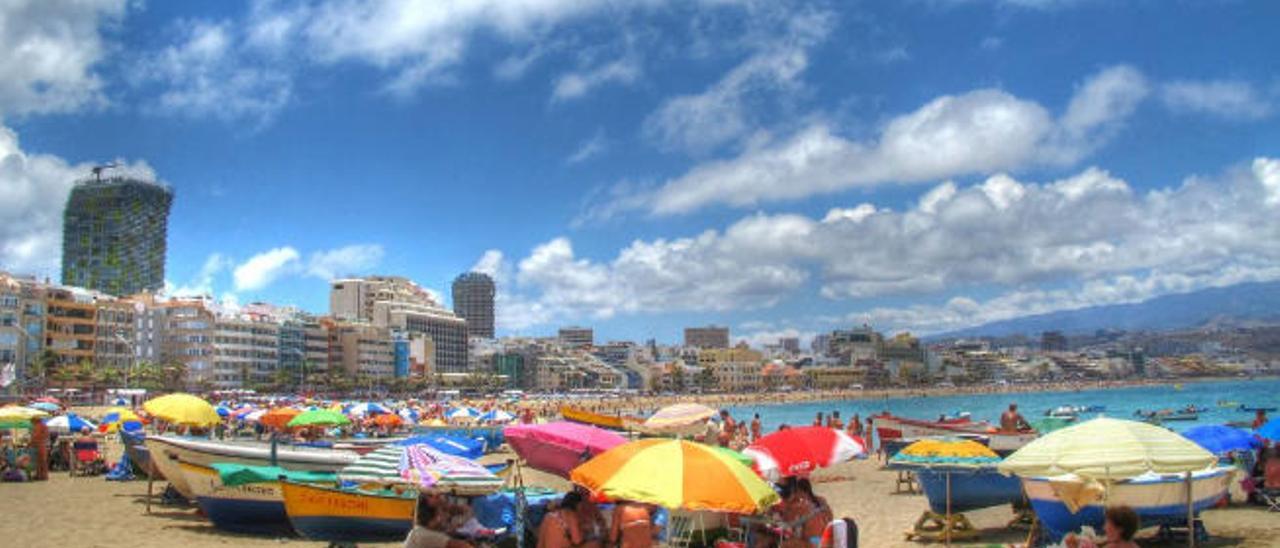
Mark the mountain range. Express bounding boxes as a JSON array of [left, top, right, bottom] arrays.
[[935, 281, 1280, 339]]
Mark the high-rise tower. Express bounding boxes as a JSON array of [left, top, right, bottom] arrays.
[[62, 174, 173, 296], [451, 272, 495, 339]]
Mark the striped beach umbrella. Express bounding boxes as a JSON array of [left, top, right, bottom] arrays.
[[570, 438, 779, 514], [479, 409, 515, 423], [447, 407, 481, 421], [339, 443, 502, 495], [999, 417, 1216, 480], [347, 402, 389, 418]]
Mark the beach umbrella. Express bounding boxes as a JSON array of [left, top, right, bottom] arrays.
[[347, 402, 389, 417], [398, 408, 420, 422], [447, 407, 481, 421], [373, 413, 404, 428], [143, 393, 221, 427], [47, 413, 96, 434], [397, 435, 486, 460], [570, 438, 780, 514], [744, 426, 867, 482], [287, 409, 351, 428], [339, 443, 502, 495], [505, 421, 627, 478], [889, 439, 1002, 469], [100, 407, 140, 426], [34, 396, 61, 405], [260, 407, 302, 429], [215, 405, 231, 418], [1181, 425, 1260, 455], [242, 409, 267, 423], [642, 403, 717, 434], [1256, 418, 1280, 441], [998, 417, 1216, 480], [479, 409, 515, 423], [27, 402, 61, 413], [0, 405, 48, 428], [110, 397, 128, 406]]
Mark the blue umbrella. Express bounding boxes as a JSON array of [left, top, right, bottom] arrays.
[[28, 402, 60, 412], [1182, 424, 1260, 455], [1256, 418, 1280, 441], [215, 406, 231, 417], [447, 407, 481, 420]]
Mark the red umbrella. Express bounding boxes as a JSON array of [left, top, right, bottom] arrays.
[[505, 421, 627, 478], [744, 426, 867, 482], [373, 413, 404, 427]]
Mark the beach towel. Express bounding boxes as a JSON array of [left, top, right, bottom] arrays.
[[1048, 478, 1105, 514]]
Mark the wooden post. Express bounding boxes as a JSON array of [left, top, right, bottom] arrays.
[[1185, 471, 1195, 548], [945, 471, 952, 547]]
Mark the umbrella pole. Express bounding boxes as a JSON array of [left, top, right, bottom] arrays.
[[1185, 471, 1195, 548], [945, 471, 952, 548]]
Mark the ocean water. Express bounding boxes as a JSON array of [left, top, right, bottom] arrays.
[[724, 379, 1280, 434]]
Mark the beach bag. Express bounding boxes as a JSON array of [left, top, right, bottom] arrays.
[[106, 453, 135, 481], [819, 518, 858, 548]]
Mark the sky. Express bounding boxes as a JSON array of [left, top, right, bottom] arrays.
[[2, 0, 1279, 347]]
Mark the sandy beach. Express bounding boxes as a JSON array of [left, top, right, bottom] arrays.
[[2, 448, 1276, 548]]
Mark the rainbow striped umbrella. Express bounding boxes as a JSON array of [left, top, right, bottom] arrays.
[[570, 438, 779, 514]]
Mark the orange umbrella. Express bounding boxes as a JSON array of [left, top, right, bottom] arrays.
[[570, 438, 779, 514], [260, 407, 302, 430], [373, 413, 404, 428]]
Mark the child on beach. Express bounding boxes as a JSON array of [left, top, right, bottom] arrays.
[[1063, 506, 1139, 548]]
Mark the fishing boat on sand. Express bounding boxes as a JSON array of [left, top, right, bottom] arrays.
[[146, 436, 360, 500], [872, 413, 1039, 453], [1021, 468, 1233, 542], [179, 462, 335, 535], [560, 406, 643, 431], [280, 480, 416, 542]]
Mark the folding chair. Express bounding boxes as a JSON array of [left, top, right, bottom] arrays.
[[1260, 488, 1280, 512], [71, 440, 104, 477]]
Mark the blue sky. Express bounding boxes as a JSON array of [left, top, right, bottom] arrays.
[[2, 0, 1279, 346]]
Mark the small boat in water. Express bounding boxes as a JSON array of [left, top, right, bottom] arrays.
[[1021, 467, 1233, 543], [1239, 404, 1278, 413], [146, 436, 360, 500], [280, 480, 415, 542]]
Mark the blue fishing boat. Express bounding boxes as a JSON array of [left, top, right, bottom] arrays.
[[1021, 467, 1233, 543], [916, 468, 1023, 513]]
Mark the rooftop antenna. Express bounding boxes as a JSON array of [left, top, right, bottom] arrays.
[[91, 162, 119, 182]]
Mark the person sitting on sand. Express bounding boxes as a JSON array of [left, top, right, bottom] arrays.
[[539, 492, 584, 548], [405, 495, 474, 548], [610, 499, 657, 548], [1000, 404, 1030, 433], [791, 478, 833, 547], [1064, 505, 1139, 548]]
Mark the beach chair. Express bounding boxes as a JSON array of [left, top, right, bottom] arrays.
[[1259, 488, 1280, 512], [71, 439, 104, 477], [667, 514, 698, 547]]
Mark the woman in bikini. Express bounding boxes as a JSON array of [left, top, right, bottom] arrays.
[[574, 488, 606, 548], [538, 492, 584, 548], [610, 500, 657, 548]]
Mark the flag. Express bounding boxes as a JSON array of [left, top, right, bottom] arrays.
[[0, 363, 15, 388]]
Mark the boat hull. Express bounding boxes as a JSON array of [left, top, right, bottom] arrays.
[[873, 414, 1038, 452], [179, 462, 292, 536], [1021, 468, 1233, 543], [121, 431, 156, 478], [560, 406, 641, 432], [280, 480, 415, 542], [917, 469, 1024, 514], [146, 436, 359, 500]]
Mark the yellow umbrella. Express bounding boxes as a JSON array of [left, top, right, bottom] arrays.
[[998, 417, 1216, 480], [143, 393, 221, 427], [0, 405, 49, 420], [570, 438, 779, 514]]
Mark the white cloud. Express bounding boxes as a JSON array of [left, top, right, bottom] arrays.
[[502, 156, 1280, 332], [167, 253, 233, 297], [641, 9, 832, 155], [232, 247, 301, 291], [566, 129, 608, 164], [1161, 80, 1273, 121], [0, 124, 156, 277], [136, 20, 293, 125], [551, 56, 641, 102], [591, 65, 1148, 217], [306, 244, 385, 280], [0, 0, 126, 117]]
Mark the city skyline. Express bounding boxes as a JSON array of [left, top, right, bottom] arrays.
[[2, 1, 1280, 347]]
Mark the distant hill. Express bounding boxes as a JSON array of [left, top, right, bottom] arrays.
[[935, 281, 1280, 339]]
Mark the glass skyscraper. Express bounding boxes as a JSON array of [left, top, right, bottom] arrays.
[[62, 176, 173, 296]]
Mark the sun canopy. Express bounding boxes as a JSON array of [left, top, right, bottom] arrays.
[[890, 439, 1001, 469], [998, 417, 1216, 480], [144, 393, 221, 427], [642, 403, 716, 433], [1181, 424, 1260, 455]]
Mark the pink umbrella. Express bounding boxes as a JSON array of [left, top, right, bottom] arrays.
[[504, 421, 627, 478]]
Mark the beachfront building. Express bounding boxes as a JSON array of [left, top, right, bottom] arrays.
[[706, 360, 762, 392], [332, 276, 468, 373], [0, 273, 46, 382], [684, 325, 729, 349], [695, 345, 763, 367], [62, 175, 173, 296], [325, 319, 396, 379], [828, 325, 883, 363], [44, 285, 102, 369], [211, 316, 281, 389], [93, 299, 136, 371], [558, 326, 593, 348], [452, 272, 495, 339]]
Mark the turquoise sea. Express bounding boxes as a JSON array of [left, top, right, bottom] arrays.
[[726, 378, 1280, 435]]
